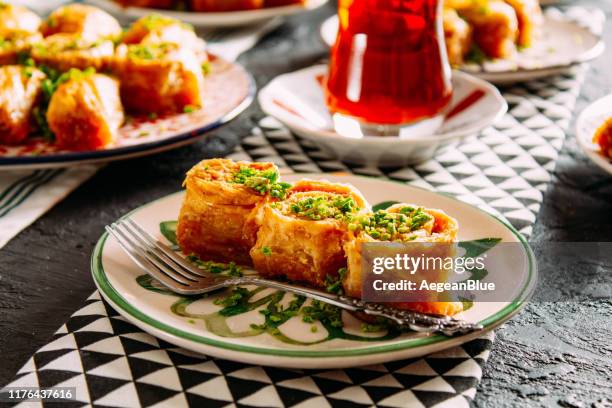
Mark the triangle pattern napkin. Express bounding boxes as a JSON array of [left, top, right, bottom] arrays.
[[6, 292, 494, 408]]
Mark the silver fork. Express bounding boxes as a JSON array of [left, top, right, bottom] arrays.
[[106, 218, 483, 336]]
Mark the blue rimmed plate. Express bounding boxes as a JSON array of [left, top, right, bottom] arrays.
[[0, 57, 254, 170], [87, 0, 329, 28]]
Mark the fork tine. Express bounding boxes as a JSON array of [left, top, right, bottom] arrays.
[[112, 222, 197, 285], [123, 218, 212, 278], [118, 220, 201, 281], [106, 226, 191, 291]]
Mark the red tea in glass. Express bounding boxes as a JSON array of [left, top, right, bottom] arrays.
[[325, 0, 452, 134]]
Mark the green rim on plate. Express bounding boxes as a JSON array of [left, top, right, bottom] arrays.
[[91, 177, 536, 358]]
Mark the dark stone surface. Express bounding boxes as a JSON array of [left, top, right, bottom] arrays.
[[0, 1, 610, 406]]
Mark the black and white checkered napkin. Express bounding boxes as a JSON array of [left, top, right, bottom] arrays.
[[4, 8, 602, 407]]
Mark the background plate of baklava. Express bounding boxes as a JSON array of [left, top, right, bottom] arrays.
[[87, 0, 329, 28], [576, 94, 612, 175], [0, 4, 254, 170], [321, 2, 604, 85], [92, 168, 536, 369]]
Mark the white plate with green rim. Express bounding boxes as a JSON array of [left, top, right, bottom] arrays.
[[91, 174, 536, 369]]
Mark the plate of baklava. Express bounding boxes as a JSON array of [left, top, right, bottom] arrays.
[[92, 158, 536, 368], [87, 0, 329, 28], [576, 94, 612, 175], [321, 0, 604, 85], [0, 3, 254, 169]]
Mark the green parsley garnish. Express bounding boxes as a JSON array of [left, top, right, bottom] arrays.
[[232, 166, 291, 199], [361, 317, 391, 333], [183, 105, 197, 113], [466, 43, 487, 65], [30, 66, 96, 141], [324, 267, 347, 295], [261, 246, 272, 257], [186, 255, 243, 277], [251, 293, 306, 332], [214, 286, 249, 307], [301, 300, 343, 328]]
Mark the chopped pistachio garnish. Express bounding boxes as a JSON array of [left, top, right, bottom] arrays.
[[127, 43, 173, 60], [232, 166, 291, 199], [201, 61, 211, 76], [348, 206, 433, 241], [140, 13, 193, 31], [289, 195, 359, 221]]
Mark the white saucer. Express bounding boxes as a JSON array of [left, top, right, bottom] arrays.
[[258, 65, 507, 167], [576, 94, 612, 175], [320, 8, 604, 86]]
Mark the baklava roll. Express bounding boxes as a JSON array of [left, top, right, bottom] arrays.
[[113, 43, 205, 114], [250, 180, 367, 288], [47, 71, 124, 151], [343, 204, 463, 316], [443, 8, 472, 66], [177, 159, 287, 265], [502, 0, 542, 48], [31, 34, 114, 72], [459, 0, 518, 59], [121, 14, 207, 64], [593, 118, 612, 160], [40, 4, 122, 41], [188, 0, 264, 12], [0, 4, 41, 36], [0, 65, 45, 145]]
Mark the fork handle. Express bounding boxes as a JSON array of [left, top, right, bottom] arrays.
[[232, 277, 482, 336]]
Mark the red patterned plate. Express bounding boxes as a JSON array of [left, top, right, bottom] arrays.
[[0, 56, 254, 170]]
